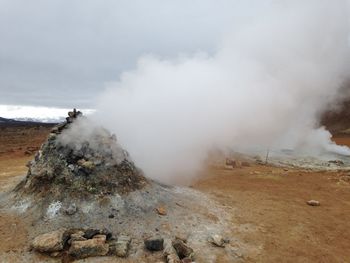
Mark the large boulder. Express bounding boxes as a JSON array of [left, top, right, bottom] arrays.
[[31, 228, 68, 252]]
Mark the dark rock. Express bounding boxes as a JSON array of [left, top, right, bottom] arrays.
[[144, 237, 164, 251]]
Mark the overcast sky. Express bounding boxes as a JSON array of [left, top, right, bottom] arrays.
[[0, 0, 258, 109]]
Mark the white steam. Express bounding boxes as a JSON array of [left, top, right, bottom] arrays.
[[93, 1, 350, 183]]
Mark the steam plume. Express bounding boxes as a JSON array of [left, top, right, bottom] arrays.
[[93, 1, 350, 183]]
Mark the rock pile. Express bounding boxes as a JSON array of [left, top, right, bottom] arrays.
[[15, 109, 147, 198], [32, 228, 197, 262], [31, 228, 131, 260]]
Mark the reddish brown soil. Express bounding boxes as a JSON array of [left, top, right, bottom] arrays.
[[1, 125, 350, 262]]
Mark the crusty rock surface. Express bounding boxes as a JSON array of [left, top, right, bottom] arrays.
[[31, 228, 68, 253], [68, 237, 109, 258]]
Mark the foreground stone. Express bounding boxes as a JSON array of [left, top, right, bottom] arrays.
[[172, 239, 194, 260], [307, 200, 320, 206], [109, 235, 131, 257], [68, 237, 109, 258], [164, 239, 180, 263], [144, 237, 164, 251], [208, 234, 226, 247], [31, 228, 68, 253]]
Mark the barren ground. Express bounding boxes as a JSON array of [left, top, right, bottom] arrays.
[[0, 125, 350, 262]]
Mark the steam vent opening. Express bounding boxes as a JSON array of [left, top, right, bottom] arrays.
[[15, 109, 148, 198]]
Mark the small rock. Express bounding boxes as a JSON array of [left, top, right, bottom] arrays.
[[108, 214, 115, 218], [83, 229, 100, 239], [328, 160, 344, 166], [68, 231, 86, 245], [50, 251, 61, 257], [64, 203, 77, 215], [68, 238, 109, 259], [172, 239, 194, 259], [156, 206, 167, 216], [93, 234, 107, 242], [109, 235, 131, 257], [31, 228, 68, 253], [144, 237, 164, 251], [208, 234, 225, 247], [164, 239, 180, 263], [307, 200, 320, 206]]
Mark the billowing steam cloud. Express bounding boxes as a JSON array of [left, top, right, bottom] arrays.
[[93, 1, 350, 183]]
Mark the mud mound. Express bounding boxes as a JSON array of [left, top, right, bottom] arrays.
[[14, 109, 147, 199]]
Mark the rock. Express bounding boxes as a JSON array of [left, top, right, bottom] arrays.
[[93, 234, 107, 242], [208, 234, 225, 247], [181, 258, 192, 263], [109, 235, 131, 257], [328, 160, 344, 165], [68, 238, 109, 259], [31, 228, 68, 252], [77, 159, 95, 170], [307, 200, 320, 206], [144, 237, 164, 251], [68, 231, 86, 245], [50, 251, 61, 257], [172, 239, 194, 259], [156, 206, 167, 216], [164, 239, 180, 263], [83, 229, 101, 239], [64, 203, 77, 215]]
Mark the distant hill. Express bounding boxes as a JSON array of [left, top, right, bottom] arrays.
[[0, 117, 57, 126]]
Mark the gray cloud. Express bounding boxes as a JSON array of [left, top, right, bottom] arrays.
[[0, 0, 242, 108]]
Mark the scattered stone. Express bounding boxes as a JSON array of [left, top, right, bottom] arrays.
[[144, 237, 164, 251], [208, 234, 226, 247], [68, 238, 109, 259], [64, 203, 77, 215], [31, 228, 68, 252], [307, 200, 320, 206], [172, 239, 194, 259], [108, 214, 115, 218], [109, 235, 131, 257], [156, 206, 167, 216], [328, 160, 344, 166]]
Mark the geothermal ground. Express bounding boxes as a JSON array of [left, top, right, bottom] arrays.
[[1, 123, 350, 262]]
